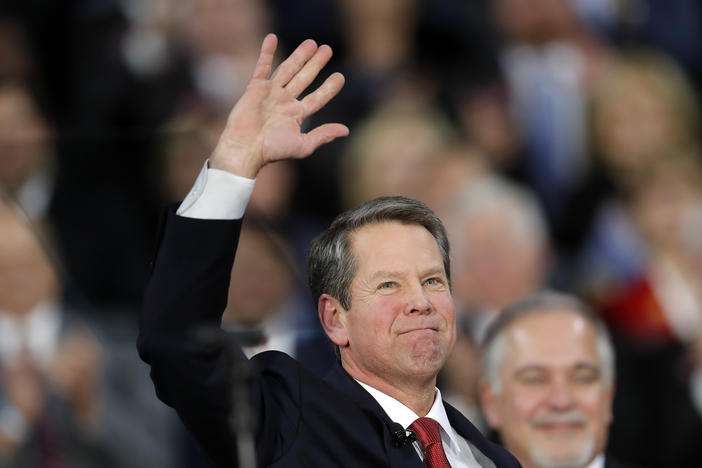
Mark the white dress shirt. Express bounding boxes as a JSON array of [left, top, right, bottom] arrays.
[[586, 454, 605, 468], [177, 162, 255, 220], [0, 301, 63, 443], [357, 382, 482, 468], [0, 300, 62, 369]]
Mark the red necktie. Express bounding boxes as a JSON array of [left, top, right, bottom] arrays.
[[409, 417, 452, 468]]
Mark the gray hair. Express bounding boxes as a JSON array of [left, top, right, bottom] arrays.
[[307, 196, 451, 310], [481, 291, 615, 394]]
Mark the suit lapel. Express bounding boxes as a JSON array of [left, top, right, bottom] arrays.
[[323, 363, 425, 467], [444, 400, 500, 467]]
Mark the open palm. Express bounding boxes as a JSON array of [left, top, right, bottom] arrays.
[[211, 34, 348, 179]]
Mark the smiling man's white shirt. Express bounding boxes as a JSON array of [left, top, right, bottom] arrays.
[[585, 454, 604, 468]]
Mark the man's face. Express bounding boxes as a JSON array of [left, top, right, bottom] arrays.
[[338, 221, 456, 390], [481, 310, 613, 468], [452, 211, 545, 311]]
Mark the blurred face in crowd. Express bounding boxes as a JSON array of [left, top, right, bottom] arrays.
[[0, 208, 58, 316], [451, 208, 546, 312], [594, 76, 681, 177], [480, 309, 613, 468], [224, 224, 294, 326], [0, 85, 50, 194], [161, 107, 225, 200], [179, 0, 269, 57], [629, 156, 702, 253], [248, 161, 296, 220], [591, 51, 700, 186], [326, 221, 456, 391], [344, 111, 451, 209], [493, 0, 576, 44], [458, 88, 520, 170]]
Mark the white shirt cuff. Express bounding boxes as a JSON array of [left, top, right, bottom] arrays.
[[176, 161, 255, 220]]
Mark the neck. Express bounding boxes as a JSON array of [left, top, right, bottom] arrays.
[[341, 359, 437, 416]]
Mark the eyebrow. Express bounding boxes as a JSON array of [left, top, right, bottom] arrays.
[[514, 365, 547, 378], [572, 363, 601, 374], [369, 266, 446, 282], [421, 266, 447, 278], [514, 362, 601, 376], [369, 270, 404, 282]]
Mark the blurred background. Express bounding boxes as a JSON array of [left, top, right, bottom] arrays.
[[1, 0, 702, 466]]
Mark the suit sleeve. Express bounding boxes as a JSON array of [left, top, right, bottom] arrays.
[[137, 206, 244, 467]]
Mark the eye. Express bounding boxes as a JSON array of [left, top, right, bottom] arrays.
[[378, 281, 396, 290], [521, 375, 547, 386], [572, 367, 600, 385], [423, 277, 445, 288], [516, 369, 548, 386]]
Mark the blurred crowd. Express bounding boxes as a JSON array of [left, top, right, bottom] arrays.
[[1, 0, 702, 466]]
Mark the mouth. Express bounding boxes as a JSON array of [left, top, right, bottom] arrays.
[[532, 417, 587, 435], [399, 327, 439, 336], [536, 422, 583, 432]]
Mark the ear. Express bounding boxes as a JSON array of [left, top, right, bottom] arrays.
[[478, 378, 502, 429], [318, 293, 349, 347]]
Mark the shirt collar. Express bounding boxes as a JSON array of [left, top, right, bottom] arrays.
[[355, 380, 463, 452], [586, 454, 605, 468], [0, 301, 61, 368]]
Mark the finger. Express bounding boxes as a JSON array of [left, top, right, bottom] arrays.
[[285, 44, 333, 98], [251, 33, 278, 80], [271, 39, 318, 86], [300, 72, 345, 119], [300, 123, 350, 157]]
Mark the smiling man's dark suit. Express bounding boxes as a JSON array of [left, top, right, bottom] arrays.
[[138, 209, 520, 468]]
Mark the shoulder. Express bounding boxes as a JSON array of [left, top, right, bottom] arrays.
[[604, 455, 643, 468], [443, 400, 522, 467]]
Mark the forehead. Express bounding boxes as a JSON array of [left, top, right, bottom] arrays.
[[502, 309, 601, 369], [349, 221, 443, 272]]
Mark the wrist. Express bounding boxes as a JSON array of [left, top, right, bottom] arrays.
[[210, 146, 262, 179]]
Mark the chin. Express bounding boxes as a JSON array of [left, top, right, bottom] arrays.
[[528, 436, 595, 468], [407, 352, 447, 378]]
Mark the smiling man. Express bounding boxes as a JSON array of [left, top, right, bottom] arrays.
[[138, 34, 519, 467], [479, 293, 624, 468]]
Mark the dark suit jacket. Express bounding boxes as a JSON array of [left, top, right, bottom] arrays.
[[604, 455, 643, 468], [138, 208, 521, 467]]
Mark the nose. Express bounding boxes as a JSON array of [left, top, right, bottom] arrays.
[[407, 282, 432, 315], [546, 376, 575, 410]]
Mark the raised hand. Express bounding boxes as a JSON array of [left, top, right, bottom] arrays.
[[210, 33, 349, 179]]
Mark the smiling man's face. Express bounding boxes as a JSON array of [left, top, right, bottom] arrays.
[[337, 221, 456, 391], [481, 310, 614, 468]]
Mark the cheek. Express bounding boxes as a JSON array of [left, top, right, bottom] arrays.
[[377, 295, 407, 320], [431, 293, 455, 319], [579, 388, 612, 422], [355, 296, 403, 336], [510, 389, 546, 421]]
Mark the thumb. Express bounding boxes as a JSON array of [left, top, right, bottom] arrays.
[[299, 123, 349, 157]]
